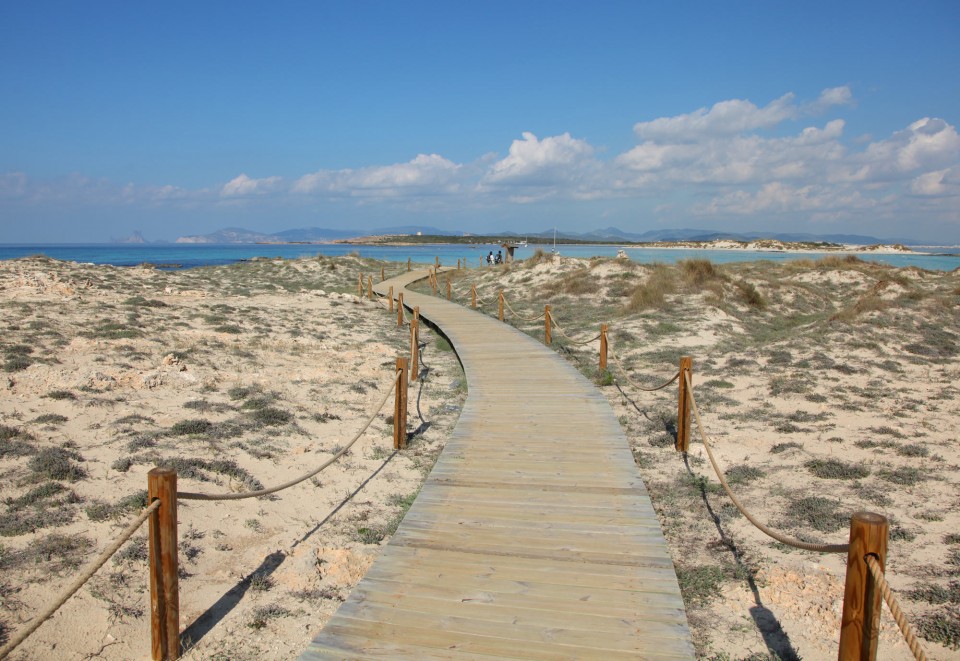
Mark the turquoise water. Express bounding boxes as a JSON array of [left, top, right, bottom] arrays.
[[1, 243, 958, 271]]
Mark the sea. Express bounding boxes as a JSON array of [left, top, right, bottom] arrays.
[[1, 243, 958, 272]]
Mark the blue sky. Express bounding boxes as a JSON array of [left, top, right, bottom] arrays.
[[1, 1, 958, 243]]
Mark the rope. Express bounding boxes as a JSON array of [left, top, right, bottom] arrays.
[[685, 372, 849, 554], [501, 295, 546, 321], [179, 371, 401, 501], [608, 340, 681, 391], [865, 555, 928, 661], [0, 500, 161, 660], [549, 315, 602, 346]]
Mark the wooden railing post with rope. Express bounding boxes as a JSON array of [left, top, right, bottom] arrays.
[[367, 275, 373, 300], [0, 358, 408, 661], [397, 292, 404, 326], [471, 285, 477, 309], [148, 467, 180, 661], [407, 257, 411, 272], [381, 266, 385, 282], [600, 323, 608, 371], [676, 356, 692, 453], [394, 357, 408, 449], [839, 513, 889, 661], [681, 368, 927, 661], [435, 256, 439, 270], [498, 290, 504, 321], [388, 286, 394, 313], [544, 305, 551, 345]]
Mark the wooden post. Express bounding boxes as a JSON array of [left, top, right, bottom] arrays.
[[367, 275, 373, 300], [479, 256, 483, 267], [407, 257, 411, 272], [410, 318, 419, 382], [838, 513, 889, 661], [388, 286, 394, 313], [446, 279, 452, 300], [413, 305, 420, 323], [498, 291, 504, 321], [435, 256, 439, 270], [676, 356, 693, 453], [394, 357, 408, 449], [457, 258, 461, 270], [431, 272, 437, 295], [600, 323, 608, 371], [397, 293, 404, 326], [148, 467, 179, 661], [380, 266, 385, 282], [544, 305, 552, 345], [471, 285, 476, 309]]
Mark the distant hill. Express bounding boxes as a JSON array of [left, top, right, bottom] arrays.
[[112, 230, 148, 244]]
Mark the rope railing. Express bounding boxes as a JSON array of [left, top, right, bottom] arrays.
[[683, 369, 929, 661], [865, 555, 928, 661], [0, 500, 161, 660], [179, 371, 401, 501], [685, 372, 849, 554], [501, 293, 546, 321], [608, 339, 681, 392], [1, 276, 423, 661], [548, 315, 602, 346]]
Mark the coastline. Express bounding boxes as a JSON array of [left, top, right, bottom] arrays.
[[335, 235, 923, 255]]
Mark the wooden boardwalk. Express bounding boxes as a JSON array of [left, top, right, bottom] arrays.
[[301, 270, 694, 659]]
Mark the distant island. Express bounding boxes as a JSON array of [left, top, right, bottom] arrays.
[[339, 233, 916, 254], [162, 224, 920, 250]]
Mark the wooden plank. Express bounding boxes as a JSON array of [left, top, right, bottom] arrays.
[[301, 271, 694, 659]]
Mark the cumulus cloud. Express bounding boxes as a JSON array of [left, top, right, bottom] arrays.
[[911, 167, 960, 196], [294, 154, 462, 197], [6, 86, 958, 239], [633, 93, 799, 141], [485, 132, 594, 183], [844, 118, 960, 182], [221, 173, 282, 197]]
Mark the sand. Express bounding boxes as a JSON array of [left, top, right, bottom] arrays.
[[2, 251, 958, 660], [0, 255, 465, 660]]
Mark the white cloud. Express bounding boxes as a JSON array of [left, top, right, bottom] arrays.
[[294, 154, 462, 197], [221, 173, 282, 197], [911, 167, 960, 197], [633, 93, 798, 141], [806, 85, 854, 113], [484, 132, 595, 184], [0, 172, 28, 197], [5, 86, 958, 240]]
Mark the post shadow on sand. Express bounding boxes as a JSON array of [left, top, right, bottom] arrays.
[[614, 383, 801, 660], [179, 451, 400, 651]]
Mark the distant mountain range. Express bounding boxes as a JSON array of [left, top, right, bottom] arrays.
[[152, 225, 910, 246]]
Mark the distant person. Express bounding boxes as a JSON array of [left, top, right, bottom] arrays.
[[495, 250, 503, 265], [487, 251, 494, 266]]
